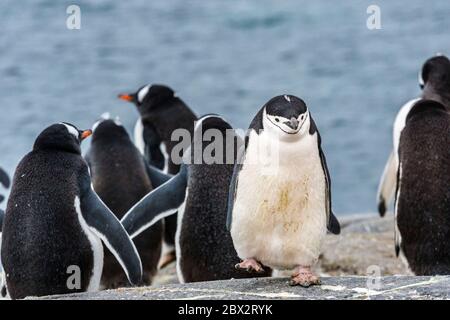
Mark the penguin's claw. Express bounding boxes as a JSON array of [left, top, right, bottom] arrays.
[[235, 258, 265, 274], [289, 267, 321, 287]]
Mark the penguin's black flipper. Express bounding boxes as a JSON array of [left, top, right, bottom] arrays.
[[319, 148, 341, 235], [0, 208, 4, 230], [79, 180, 143, 286], [144, 160, 173, 188], [121, 164, 188, 239], [226, 146, 246, 231], [0, 168, 10, 189], [143, 124, 166, 170]]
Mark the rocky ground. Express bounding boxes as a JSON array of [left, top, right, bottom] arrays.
[[35, 214, 438, 300]]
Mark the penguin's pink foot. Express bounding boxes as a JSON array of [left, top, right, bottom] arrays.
[[289, 266, 321, 287], [158, 250, 176, 269], [235, 258, 265, 274]]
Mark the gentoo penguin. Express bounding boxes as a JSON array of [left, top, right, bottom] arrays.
[[1, 123, 142, 299], [227, 95, 340, 287], [394, 99, 450, 274], [377, 54, 450, 216], [120, 115, 271, 282], [118, 84, 198, 266], [85, 116, 166, 289]]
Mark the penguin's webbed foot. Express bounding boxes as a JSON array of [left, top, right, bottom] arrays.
[[159, 250, 177, 269], [235, 258, 265, 274], [289, 266, 321, 287]]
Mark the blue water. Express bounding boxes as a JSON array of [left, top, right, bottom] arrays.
[[0, 0, 449, 215]]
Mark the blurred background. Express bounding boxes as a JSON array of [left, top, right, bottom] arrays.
[[0, 0, 449, 215]]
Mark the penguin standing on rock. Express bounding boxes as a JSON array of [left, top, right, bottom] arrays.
[[1, 123, 142, 299], [377, 54, 450, 216], [227, 95, 340, 287], [394, 99, 450, 274], [120, 115, 271, 282], [85, 116, 166, 288], [118, 84, 198, 266]]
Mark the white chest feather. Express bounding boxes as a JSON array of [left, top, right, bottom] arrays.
[[230, 131, 327, 269]]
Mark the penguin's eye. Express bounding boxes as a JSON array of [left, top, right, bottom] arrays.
[[300, 115, 305, 121], [275, 117, 280, 122]]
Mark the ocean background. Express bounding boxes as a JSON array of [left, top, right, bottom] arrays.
[[0, 0, 448, 215]]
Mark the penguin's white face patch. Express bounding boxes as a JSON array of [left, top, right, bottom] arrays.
[[263, 108, 310, 137], [137, 85, 151, 104], [418, 69, 424, 88], [61, 123, 79, 139]]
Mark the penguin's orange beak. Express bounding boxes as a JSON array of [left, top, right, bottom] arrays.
[[81, 129, 92, 140], [118, 94, 133, 102]]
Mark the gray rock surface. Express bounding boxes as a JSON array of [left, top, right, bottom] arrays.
[[40, 275, 450, 300]]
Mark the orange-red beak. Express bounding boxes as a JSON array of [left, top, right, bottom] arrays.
[[81, 129, 92, 140], [118, 93, 133, 102]]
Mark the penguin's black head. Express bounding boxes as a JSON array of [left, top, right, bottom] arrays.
[[419, 54, 450, 90], [33, 123, 92, 154], [187, 114, 237, 165], [262, 95, 310, 139], [91, 116, 129, 142], [118, 84, 175, 116]]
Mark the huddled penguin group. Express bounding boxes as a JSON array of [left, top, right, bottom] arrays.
[[0, 54, 449, 299]]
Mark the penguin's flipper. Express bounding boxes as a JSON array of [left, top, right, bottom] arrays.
[[0, 168, 10, 189], [319, 149, 341, 235], [226, 145, 246, 231], [376, 150, 397, 217], [144, 160, 173, 188], [135, 119, 165, 170], [79, 186, 143, 286], [0, 208, 4, 230], [121, 164, 188, 239], [393, 161, 402, 257]]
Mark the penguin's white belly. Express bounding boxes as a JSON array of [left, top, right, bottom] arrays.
[[231, 134, 327, 270]]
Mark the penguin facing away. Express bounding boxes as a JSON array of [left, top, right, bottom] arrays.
[[227, 95, 340, 287], [85, 117, 166, 289], [377, 54, 450, 216], [118, 84, 198, 265], [394, 99, 450, 275], [1, 123, 142, 299], [120, 114, 271, 282]]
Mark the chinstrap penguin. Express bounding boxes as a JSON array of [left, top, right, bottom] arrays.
[[1, 123, 142, 299], [377, 54, 450, 216], [118, 84, 198, 266], [227, 95, 340, 287], [393, 99, 450, 274], [85, 116, 166, 289]]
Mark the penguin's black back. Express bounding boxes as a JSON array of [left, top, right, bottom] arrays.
[[1, 150, 93, 299], [86, 120, 163, 288], [178, 116, 270, 281], [142, 97, 197, 174], [397, 100, 450, 275]]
